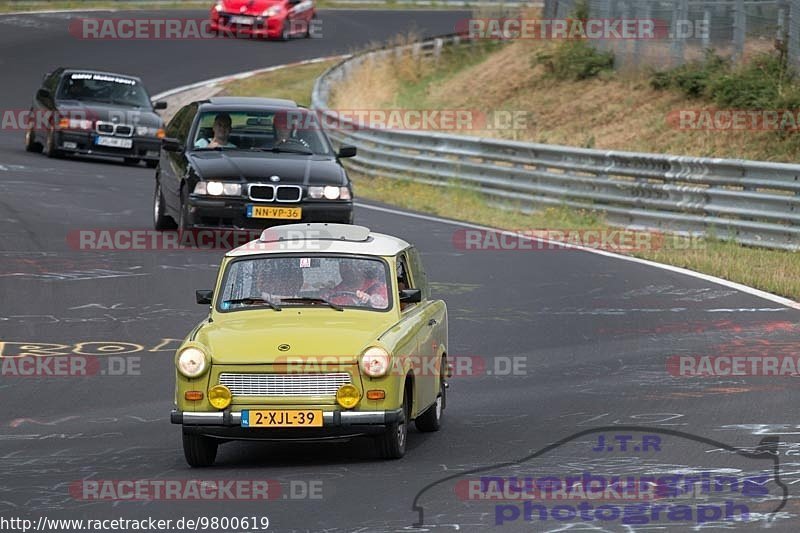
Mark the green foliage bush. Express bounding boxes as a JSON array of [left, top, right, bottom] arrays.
[[533, 0, 614, 81], [650, 49, 800, 110]]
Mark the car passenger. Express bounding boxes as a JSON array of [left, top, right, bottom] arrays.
[[195, 112, 237, 149]]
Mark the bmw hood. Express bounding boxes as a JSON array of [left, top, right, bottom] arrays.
[[189, 151, 346, 186], [55, 100, 163, 128]]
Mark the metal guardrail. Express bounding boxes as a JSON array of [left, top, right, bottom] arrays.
[[312, 36, 800, 251]]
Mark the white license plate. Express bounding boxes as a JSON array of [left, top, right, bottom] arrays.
[[95, 136, 133, 149], [230, 16, 254, 25]]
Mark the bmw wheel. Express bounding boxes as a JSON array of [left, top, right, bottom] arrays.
[[44, 128, 62, 158]]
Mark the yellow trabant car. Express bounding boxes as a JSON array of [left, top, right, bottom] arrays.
[[171, 223, 448, 466]]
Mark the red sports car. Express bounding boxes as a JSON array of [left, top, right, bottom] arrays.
[[210, 0, 317, 40]]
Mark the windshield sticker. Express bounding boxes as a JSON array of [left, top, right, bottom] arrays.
[[70, 73, 136, 85]]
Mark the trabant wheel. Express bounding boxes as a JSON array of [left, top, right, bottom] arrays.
[[182, 432, 218, 467], [376, 387, 408, 459], [416, 358, 445, 432]]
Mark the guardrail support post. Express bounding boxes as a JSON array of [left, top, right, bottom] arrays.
[[670, 0, 688, 66], [633, 0, 651, 68], [732, 0, 746, 63]]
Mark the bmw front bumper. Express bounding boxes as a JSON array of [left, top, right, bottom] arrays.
[[186, 195, 354, 229], [55, 130, 161, 162]]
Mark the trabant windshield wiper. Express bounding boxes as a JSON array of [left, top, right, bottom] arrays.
[[223, 297, 282, 311], [280, 297, 343, 311]]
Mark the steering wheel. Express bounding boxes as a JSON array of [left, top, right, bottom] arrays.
[[327, 290, 362, 305], [279, 138, 311, 150]]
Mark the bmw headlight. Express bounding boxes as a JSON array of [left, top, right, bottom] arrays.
[[262, 5, 282, 16], [177, 347, 208, 378], [361, 346, 390, 378], [308, 186, 351, 200], [194, 181, 242, 196], [135, 126, 165, 138], [58, 118, 93, 130]]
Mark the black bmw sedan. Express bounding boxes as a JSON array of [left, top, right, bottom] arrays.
[[25, 68, 166, 167], [153, 96, 356, 231]]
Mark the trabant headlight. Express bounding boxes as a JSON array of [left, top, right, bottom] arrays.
[[177, 347, 208, 378], [360, 346, 390, 378], [336, 384, 360, 408], [208, 385, 232, 409]]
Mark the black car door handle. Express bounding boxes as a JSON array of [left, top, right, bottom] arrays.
[[428, 318, 437, 326]]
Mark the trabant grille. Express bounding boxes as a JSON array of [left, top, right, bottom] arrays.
[[219, 373, 351, 398]]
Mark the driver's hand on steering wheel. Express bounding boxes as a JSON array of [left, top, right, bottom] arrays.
[[355, 290, 370, 303]]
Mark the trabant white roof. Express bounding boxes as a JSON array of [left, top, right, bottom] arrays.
[[226, 224, 411, 258]]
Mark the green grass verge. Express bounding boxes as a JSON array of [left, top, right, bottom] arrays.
[[219, 59, 339, 107], [216, 42, 800, 302]]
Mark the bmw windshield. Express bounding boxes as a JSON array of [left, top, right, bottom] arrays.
[[57, 72, 152, 108], [192, 109, 332, 155]]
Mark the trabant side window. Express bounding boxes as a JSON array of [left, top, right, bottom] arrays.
[[406, 246, 430, 300]]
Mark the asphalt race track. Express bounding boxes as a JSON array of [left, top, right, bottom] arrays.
[[0, 8, 799, 533]]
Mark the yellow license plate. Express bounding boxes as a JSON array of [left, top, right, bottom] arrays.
[[247, 205, 302, 219], [242, 410, 323, 428]]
